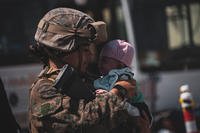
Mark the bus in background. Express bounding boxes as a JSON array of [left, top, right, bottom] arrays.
[[0, 0, 200, 131], [128, 0, 200, 112]]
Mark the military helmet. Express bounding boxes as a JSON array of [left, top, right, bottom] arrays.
[[35, 8, 107, 52]]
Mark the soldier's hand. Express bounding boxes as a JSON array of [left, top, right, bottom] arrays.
[[110, 79, 136, 98], [95, 89, 108, 95]]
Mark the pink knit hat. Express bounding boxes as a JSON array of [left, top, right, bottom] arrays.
[[100, 39, 134, 67]]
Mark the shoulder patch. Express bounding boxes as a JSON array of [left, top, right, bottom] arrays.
[[32, 97, 62, 118]]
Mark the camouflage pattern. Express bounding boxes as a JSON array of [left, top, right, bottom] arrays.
[[29, 67, 134, 133], [34, 8, 107, 53]]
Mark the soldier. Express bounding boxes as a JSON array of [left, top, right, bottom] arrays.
[[29, 8, 137, 133]]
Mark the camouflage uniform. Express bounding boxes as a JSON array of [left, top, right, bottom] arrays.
[[29, 8, 134, 133], [29, 67, 133, 133]]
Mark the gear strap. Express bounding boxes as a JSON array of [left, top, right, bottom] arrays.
[[37, 19, 107, 43], [38, 20, 91, 38]]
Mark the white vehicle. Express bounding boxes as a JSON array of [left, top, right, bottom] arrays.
[[0, 0, 200, 130]]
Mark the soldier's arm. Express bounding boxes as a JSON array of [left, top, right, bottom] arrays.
[[76, 92, 130, 127], [30, 78, 135, 130]]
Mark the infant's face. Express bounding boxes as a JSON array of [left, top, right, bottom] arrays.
[[98, 56, 121, 75]]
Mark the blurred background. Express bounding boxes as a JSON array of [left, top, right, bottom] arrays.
[[0, 0, 200, 132]]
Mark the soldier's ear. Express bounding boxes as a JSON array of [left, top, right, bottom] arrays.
[[118, 62, 127, 69]]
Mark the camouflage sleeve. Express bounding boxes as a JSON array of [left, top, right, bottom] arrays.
[[76, 93, 130, 127], [30, 78, 133, 131]]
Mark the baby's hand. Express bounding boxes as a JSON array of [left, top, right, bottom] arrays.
[[95, 89, 108, 95]]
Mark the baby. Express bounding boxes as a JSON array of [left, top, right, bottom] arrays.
[[94, 39, 152, 124]]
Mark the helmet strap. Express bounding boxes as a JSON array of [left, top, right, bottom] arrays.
[[77, 48, 83, 73]]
